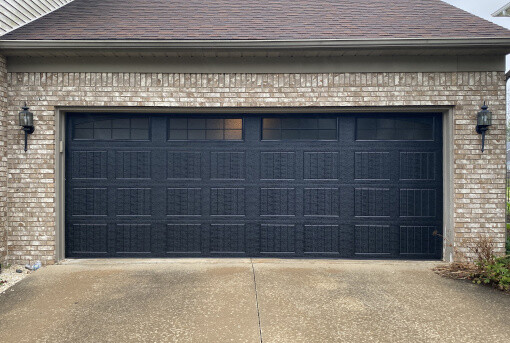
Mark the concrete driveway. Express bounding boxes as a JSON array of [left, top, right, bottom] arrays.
[[0, 259, 508, 343]]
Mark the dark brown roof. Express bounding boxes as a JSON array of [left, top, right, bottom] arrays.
[[3, 0, 510, 40]]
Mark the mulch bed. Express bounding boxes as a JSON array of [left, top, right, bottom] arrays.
[[433, 262, 509, 295], [432, 262, 479, 280]]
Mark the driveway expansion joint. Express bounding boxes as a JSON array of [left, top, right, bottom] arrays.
[[251, 258, 263, 343]]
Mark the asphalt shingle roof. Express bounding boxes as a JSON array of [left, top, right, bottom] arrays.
[[3, 0, 510, 40]]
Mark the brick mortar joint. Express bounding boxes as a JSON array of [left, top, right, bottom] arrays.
[[2, 69, 508, 263]]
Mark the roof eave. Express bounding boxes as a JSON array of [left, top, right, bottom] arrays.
[[2, 38, 510, 51]]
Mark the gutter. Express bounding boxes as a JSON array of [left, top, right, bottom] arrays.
[[2, 38, 510, 50]]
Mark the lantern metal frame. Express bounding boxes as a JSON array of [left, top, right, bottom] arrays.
[[19, 103, 35, 152], [475, 102, 492, 153]]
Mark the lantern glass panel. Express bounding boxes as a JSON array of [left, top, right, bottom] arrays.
[[19, 110, 33, 127], [477, 111, 492, 127]]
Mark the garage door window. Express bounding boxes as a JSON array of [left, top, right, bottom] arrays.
[[356, 116, 433, 141], [74, 117, 150, 141], [168, 118, 243, 140], [262, 117, 337, 140]]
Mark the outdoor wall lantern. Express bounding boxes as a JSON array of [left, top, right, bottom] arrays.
[[19, 103, 35, 152], [476, 102, 492, 153]]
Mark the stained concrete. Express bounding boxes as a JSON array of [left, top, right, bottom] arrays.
[[0, 259, 508, 343]]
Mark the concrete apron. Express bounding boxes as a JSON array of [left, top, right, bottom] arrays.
[[0, 259, 508, 343]]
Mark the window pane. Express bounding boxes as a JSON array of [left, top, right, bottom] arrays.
[[94, 129, 112, 140], [112, 128, 130, 140], [225, 119, 242, 129], [300, 130, 319, 140], [414, 129, 433, 140], [262, 117, 338, 140], [377, 128, 394, 140], [356, 116, 433, 140], [206, 119, 224, 130], [94, 120, 112, 129], [300, 118, 318, 129], [75, 121, 94, 129], [206, 130, 223, 140], [357, 118, 376, 130], [112, 119, 130, 129], [263, 129, 281, 140], [188, 119, 206, 129], [319, 129, 337, 140], [318, 118, 336, 129], [74, 128, 93, 139], [188, 130, 206, 140], [378, 118, 395, 129], [169, 130, 187, 140], [131, 118, 149, 129], [356, 129, 373, 140], [169, 118, 187, 129], [167, 117, 243, 141], [263, 118, 281, 129], [281, 129, 300, 140], [131, 129, 149, 140], [224, 129, 242, 140], [281, 118, 301, 129]]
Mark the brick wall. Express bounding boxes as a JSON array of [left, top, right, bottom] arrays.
[[4, 71, 507, 263], [0, 55, 7, 263]]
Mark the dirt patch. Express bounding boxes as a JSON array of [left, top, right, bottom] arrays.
[[0, 264, 34, 294]]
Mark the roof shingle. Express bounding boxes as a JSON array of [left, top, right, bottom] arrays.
[[3, 0, 510, 40]]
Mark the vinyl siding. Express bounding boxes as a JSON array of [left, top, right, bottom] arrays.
[[0, 0, 73, 35]]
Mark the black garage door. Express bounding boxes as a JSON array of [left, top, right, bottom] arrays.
[[66, 112, 443, 258]]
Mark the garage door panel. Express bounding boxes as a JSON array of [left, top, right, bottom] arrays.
[[303, 151, 339, 180], [71, 151, 108, 180], [115, 188, 152, 216], [166, 151, 202, 180], [166, 188, 202, 216], [303, 188, 340, 217], [354, 152, 391, 180], [115, 224, 152, 253], [67, 223, 108, 254], [399, 225, 441, 256], [400, 152, 436, 181], [354, 187, 391, 217], [66, 112, 443, 258], [355, 224, 392, 255], [260, 224, 297, 254], [210, 188, 246, 216], [304, 224, 340, 254], [260, 152, 296, 180], [166, 224, 203, 254], [260, 188, 296, 216], [115, 151, 151, 179], [210, 224, 246, 254], [399, 189, 437, 217], [210, 151, 246, 180], [72, 187, 108, 216]]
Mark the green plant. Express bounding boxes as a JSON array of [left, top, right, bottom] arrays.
[[472, 256, 510, 291]]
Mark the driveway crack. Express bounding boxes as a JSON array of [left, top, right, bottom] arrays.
[[250, 258, 263, 343]]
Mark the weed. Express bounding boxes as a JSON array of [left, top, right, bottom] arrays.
[[432, 231, 510, 292]]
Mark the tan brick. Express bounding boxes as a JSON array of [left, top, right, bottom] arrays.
[[1, 71, 507, 263]]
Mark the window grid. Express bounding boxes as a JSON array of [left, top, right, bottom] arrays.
[[74, 117, 150, 141], [356, 117, 434, 141], [168, 118, 243, 141], [262, 117, 337, 141]]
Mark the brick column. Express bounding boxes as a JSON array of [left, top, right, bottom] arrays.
[[0, 55, 7, 263]]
